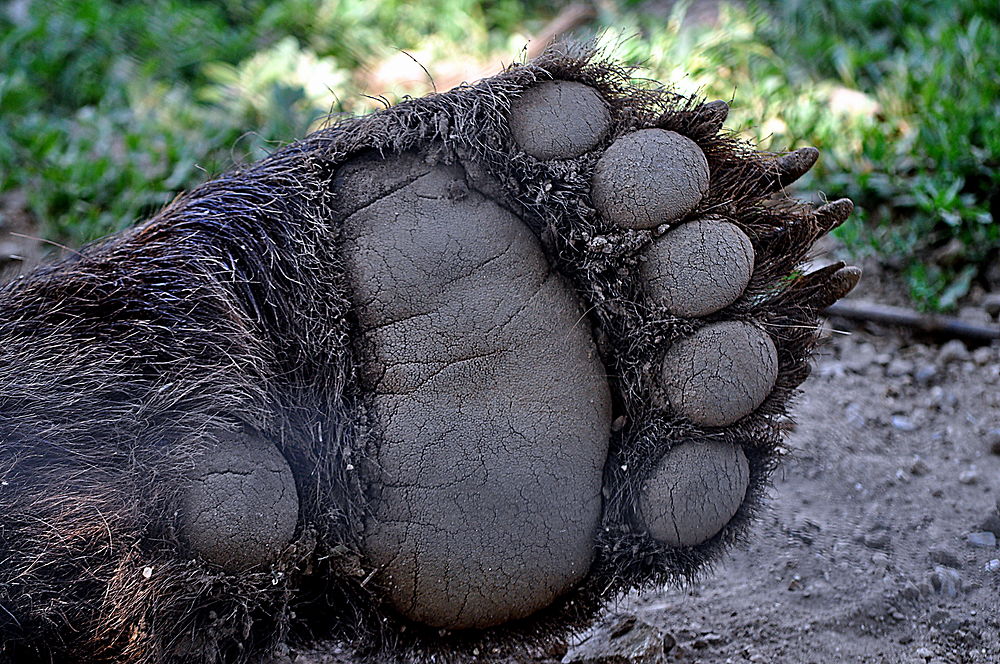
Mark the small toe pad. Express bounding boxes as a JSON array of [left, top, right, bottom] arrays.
[[642, 217, 754, 317], [178, 431, 299, 571], [660, 321, 778, 427], [592, 128, 710, 230], [509, 80, 611, 160], [639, 439, 749, 547]]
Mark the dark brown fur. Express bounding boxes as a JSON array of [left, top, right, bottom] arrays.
[[0, 44, 851, 663]]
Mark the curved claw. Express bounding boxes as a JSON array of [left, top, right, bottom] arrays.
[[698, 99, 729, 132], [814, 198, 854, 233], [789, 263, 861, 310], [764, 147, 819, 192]]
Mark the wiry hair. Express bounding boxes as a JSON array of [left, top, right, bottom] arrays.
[[1, 44, 845, 663]]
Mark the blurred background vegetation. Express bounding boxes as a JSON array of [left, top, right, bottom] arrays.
[[1, 0, 997, 311]]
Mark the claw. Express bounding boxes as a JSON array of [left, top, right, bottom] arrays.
[[814, 198, 854, 233], [789, 263, 861, 310], [823, 265, 862, 306], [765, 147, 819, 191], [698, 99, 729, 131]]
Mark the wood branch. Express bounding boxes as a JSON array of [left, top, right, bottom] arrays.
[[437, 3, 596, 91], [823, 300, 1000, 342], [526, 3, 597, 61]]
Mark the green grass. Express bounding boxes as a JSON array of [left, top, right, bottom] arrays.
[[1, 0, 997, 310]]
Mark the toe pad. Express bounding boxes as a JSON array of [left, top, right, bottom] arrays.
[[639, 439, 749, 547], [642, 217, 754, 317], [660, 321, 778, 427], [592, 129, 710, 230], [178, 431, 298, 571], [509, 80, 611, 160]]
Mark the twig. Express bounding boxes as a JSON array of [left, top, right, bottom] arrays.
[[823, 300, 999, 342]]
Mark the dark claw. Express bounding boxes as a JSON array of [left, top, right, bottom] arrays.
[[766, 147, 819, 191], [814, 198, 854, 233], [698, 100, 729, 131], [790, 263, 861, 310]]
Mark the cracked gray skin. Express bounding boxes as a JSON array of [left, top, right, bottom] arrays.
[[642, 217, 755, 317], [639, 440, 749, 547], [660, 321, 779, 428], [508, 80, 611, 160], [178, 431, 299, 570], [175, 80, 812, 632], [592, 129, 710, 230], [339, 160, 612, 629]]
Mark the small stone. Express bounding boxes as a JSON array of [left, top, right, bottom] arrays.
[[914, 364, 937, 385], [886, 358, 914, 377], [864, 531, 892, 551], [987, 429, 1000, 455], [972, 347, 993, 365], [979, 514, 1000, 537], [958, 469, 979, 485], [929, 566, 962, 597], [928, 547, 961, 569], [983, 293, 1000, 317], [937, 339, 970, 364], [928, 609, 949, 625], [984, 559, 1000, 573], [692, 633, 724, 648], [909, 457, 931, 476], [564, 616, 672, 663], [915, 647, 934, 659], [892, 416, 918, 431], [872, 552, 890, 567], [966, 531, 997, 548]]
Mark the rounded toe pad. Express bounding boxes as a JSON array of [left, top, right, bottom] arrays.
[[509, 80, 611, 160], [177, 432, 299, 571], [639, 440, 749, 547], [660, 321, 778, 427], [642, 217, 754, 317], [592, 128, 710, 230]]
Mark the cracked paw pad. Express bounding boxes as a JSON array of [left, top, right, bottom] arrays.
[[509, 80, 611, 160], [641, 217, 755, 317], [177, 432, 299, 570], [591, 128, 710, 229], [659, 321, 779, 427], [639, 440, 750, 547]]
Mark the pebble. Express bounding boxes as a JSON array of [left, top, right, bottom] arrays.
[[915, 646, 934, 658], [892, 416, 918, 431], [988, 429, 1000, 455], [929, 566, 962, 597], [914, 364, 937, 385], [909, 457, 931, 476], [983, 293, 1000, 317], [966, 531, 997, 548], [563, 616, 673, 664], [937, 339, 970, 364], [984, 559, 1000, 573], [864, 531, 892, 551], [958, 469, 979, 485], [972, 347, 993, 365], [979, 514, 1000, 537], [844, 343, 877, 372], [872, 552, 890, 568], [886, 359, 914, 377]]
